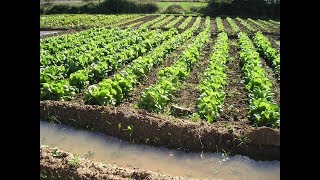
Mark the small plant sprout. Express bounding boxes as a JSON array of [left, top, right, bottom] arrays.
[[84, 150, 95, 159], [68, 154, 81, 168], [236, 134, 251, 147], [52, 148, 64, 158]]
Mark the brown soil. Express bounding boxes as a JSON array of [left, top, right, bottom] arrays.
[[120, 36, 195, 107], [173, 16, 187, 29], [266, 35, 280, 51], [222, 18, 232, 35], [161, 16, 179, 28], [40, 100, 280, 160], [259, 57, 280, 106], [197, 17, 205, 32], [245, 19, 280, 35], [218, 39, 250, 123], [210, 18, 217, 34], [40, 145, 190, 180], [233, 19, 250, 34], [171, 40, 213, 114], [183, 17, 196, 30], [119, 15, 158, 28]]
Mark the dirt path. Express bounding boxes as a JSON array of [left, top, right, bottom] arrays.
[[170, 40, 213, 115], [222, 18, 232, 35], [218, 39, 250, 123], [120, 36, 196, 108], [259, 57, 280, 106], [210, 18, 217, 34]]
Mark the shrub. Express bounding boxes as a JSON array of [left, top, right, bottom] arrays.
[[164, 4, 185, 14]]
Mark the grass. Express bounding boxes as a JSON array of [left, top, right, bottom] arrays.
[[156, 2, 207, 13]]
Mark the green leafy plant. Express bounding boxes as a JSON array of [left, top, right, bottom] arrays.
[[197, 32, 229, 123], [238, 32, 280, 127], [253, 31, 280, 80], [139, 25, 211, 112], [68, 155, 81, 168], [216, 17, 224, 33]]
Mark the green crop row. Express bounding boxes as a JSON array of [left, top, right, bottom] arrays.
[[236, 17, 256, 33], [68, 29, 174, 88], [165, 16, 184, 28], [140, 15, 166, 28], [216, 17, 224, 33], [41, 28, 133, 67], [40, 29, 176, 101], [40, 14, 140, 29], [139, 26, 211, 112], [126, 21, 144, 28], [238, 32, 280, 127], [178, 16, 192, 30], [197, 32, 229, 123], [151, 15, 175, 28], [84, 28, 195, 106], [258, 19, 279, 30], [191, 16, 202, 31], [205, 16, 211, 31], [41, 27, 115, 56], [41, 28, 152, 76], [247, 18, 269, 32], [269, 19, 280, 25], [226, 17, 240, 35], [252, 31, 280, 81]]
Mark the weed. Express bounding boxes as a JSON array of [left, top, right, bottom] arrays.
[[223, 123, 232, 129], [48, 115, 60, 125], [84, 150, 95, 159], [236, 134, 251, 147], [68, 155, 81, 168], [188, 113, 201, 122], [52, 148, 64, 158]]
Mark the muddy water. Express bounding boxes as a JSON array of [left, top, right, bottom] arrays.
[[40, 31, 61, 37], [40, 121, 280, 179]]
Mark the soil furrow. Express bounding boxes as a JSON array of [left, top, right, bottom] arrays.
[[218, 39, 250, 123], [265, 35, 280, 52], [210, 18, 217, 34], [170, 40, 213, 115], [120, 37, 196, 107], [173, 16, 187, 29], [233, 19, 250, 33], [196, 17, 205, 32], [259, 57, 280, 106], [162, 16, 178, 28], [119, 15, 157, 27], [222, 18, 232, 35], [184, 17, 197, 30]]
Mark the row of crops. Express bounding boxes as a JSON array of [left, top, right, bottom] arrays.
[[40, 14, 280, 35], [40, 15, 280, 127]]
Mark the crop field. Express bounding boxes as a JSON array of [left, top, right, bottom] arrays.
[[40, 14, 280, 127], [40, 15, 280, 166]]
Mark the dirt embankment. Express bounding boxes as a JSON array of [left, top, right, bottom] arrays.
[[40, 145, 191, 180], [40, 101, 280, 160]]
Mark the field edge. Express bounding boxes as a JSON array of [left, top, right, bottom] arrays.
[[40, 100, 279, 160]]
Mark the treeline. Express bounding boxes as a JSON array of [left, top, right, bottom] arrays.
[[40, 0, 159, 14], [203, 0, 280, 19]]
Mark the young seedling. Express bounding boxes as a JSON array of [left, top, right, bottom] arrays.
[[52, 148, 64, 158], [236, 134, 251, 147], [68, 155, 81, 168], [84, 150, 95, 159]]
